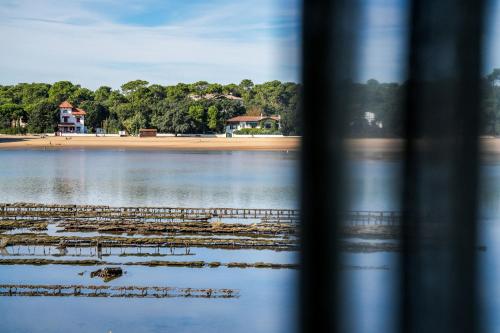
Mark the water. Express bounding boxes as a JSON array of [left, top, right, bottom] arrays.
[[0, 149, 298, 333], [342, 157, 500, 333], [2, 149, 500, 333], [0, 149, 297, 208]]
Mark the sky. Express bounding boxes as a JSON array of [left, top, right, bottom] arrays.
[[0, 0, 301, 89], [0, 0, 498, 89]]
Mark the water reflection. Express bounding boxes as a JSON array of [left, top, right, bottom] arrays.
[[0, 150, 297, 208], [0, 149, 299, 333]]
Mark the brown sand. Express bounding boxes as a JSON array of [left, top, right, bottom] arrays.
[[0, 135, 300, 151], [5, 136, 500, 154], [346, 137, 500, 155]]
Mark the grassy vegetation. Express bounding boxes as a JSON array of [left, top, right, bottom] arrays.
[[233, 128, 281, 135]]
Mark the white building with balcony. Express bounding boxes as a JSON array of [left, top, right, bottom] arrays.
[[57, 101, 87, 134]]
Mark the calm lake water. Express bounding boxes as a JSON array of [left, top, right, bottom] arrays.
[[1, 149, 500, 333], [0, 149, 298, 208], [0, 149, 299, 333]]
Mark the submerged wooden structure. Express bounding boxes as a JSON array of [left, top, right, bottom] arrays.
[[0, 202, 409, 300], [0, 202, 402, 225], [0, 284, 238, 298], [0, 234, 297, 251], [0, 202, 300, 224]]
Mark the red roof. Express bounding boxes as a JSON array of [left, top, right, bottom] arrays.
[[59, 101, 86, 115], [72, 108, 86, 115], [59, 101, 73, 108], [226, 115, 280, 123]]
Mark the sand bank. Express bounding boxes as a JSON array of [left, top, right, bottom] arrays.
[[5, 136, 500, 154], [0, 135, 300, 151]]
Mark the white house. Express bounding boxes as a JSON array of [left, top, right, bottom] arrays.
[[364, 111, 383, 128], [226, 115, 281, 134], [57, 101, 87, 134]]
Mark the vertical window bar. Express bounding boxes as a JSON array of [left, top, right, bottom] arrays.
[[402, 1, 485, 333], [300, 0, 361, 332]]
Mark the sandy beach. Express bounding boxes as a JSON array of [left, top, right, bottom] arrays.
[[346, 137, 500, 155], [0, 135, 300, 151], [5, 136, 500, 154]]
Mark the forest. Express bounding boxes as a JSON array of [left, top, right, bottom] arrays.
[[2, 69, 500, 136], [0, 79, 300, 135]]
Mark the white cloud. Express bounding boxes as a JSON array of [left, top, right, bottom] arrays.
[[0, 0, 300, 89]]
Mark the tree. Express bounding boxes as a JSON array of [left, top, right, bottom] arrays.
[[70, 87, 94, 105], [482, 69, 500, 135], [188, 104, 205, 133], [26, 100, 58, 133], [111, 103, 135, 124], [121, 80, 149, 95], [190, 81, 209, 95], [123, 112, 147, 135], [103, 117, 121, 134], [15, 83, 50, 106], [0, 79, 303, 136], [48, 81, 78, 103], [152, 100, 190, 136], [239, 79, 254, 92], [94, 86, 112, 103], [166, 84, 190, 102], [0, 103, 27, 127], [80, 101, 109, 132], [206, 83, 223, 94], [214, 99, 245, 121], [207, 105, 219, 132], [223, 83, 241, 97]]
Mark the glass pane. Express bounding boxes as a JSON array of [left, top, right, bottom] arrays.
[[0, 1, 301, 332]]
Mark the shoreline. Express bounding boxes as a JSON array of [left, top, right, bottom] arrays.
[[4, 136, 500, 154], [0, 135, 300, 151]]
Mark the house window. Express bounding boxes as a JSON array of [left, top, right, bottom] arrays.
[[63, 116, 69, 122], [76, 117, 80, 123], [249, 122, 257, 128]]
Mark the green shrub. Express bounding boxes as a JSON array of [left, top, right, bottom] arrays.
[[0, 127, 28, 135], [233, 128, 281, 135]]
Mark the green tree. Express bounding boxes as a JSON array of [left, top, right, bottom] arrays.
[[70, 87, 94, 105], [206, 83, 223, 94], [239, 79, 254, 92], [152, 100, 190, 136], [103, 117, 121, 134], [122, 112, 147, 135], [80, 101, 109, 132], [482, 69, 500, 135], [94, 86, 112, 103], [27, 100, 58, 133], [207, 105, 219, 132], [0, 103, 27, 128], [190, 81, 209, 95], [48, 81, 78, 103], [121, 80, 149, 96], [0, 79, 304, 136], [188, 104, 205, 133]]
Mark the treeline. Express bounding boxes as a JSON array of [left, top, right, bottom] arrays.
[[336, 68, 500, 137], [0, 79, 300, 135], [3, 70, 500, 137]]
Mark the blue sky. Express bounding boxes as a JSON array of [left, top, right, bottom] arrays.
[[357, 0, 500, 83], [0, 0, 301, 89], [0, 0, 498, 89]]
